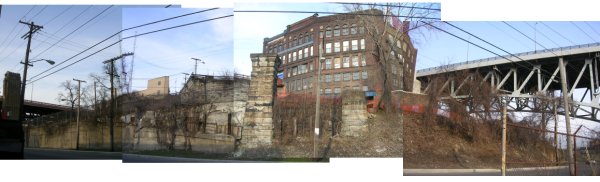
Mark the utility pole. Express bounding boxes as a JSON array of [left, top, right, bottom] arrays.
[[103, 52, 134, 152], [18, 20, 42, 129], [94, 81, 97, 112], [73, 78, 86, 150], [191, 57, 204, 75], [314, 36, 325, 159], [558, 57, 575, 175], [501, 102, 507, 176]]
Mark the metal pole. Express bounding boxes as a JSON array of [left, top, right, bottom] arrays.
[[501, 103, 507, 176], [18, 21, 42, 156], [558, 57, 575, 175], [73, 79, 86, 150]]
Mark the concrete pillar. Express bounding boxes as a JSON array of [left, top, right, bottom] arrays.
[[2, 71, 22, 120], [340, 90, 368, 137]]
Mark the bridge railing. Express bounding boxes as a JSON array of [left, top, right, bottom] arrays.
[[417, 42, 600, 74]]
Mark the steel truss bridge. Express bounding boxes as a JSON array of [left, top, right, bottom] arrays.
[[417, 43, 600, 122]]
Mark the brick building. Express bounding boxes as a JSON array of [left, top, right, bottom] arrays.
[[262, 9, 417, 108]]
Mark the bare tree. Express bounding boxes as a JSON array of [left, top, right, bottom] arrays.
[[342, 3, 440, 111], [57, 80, 77, 111]]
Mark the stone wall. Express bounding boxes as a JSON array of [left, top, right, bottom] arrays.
[[241, 54, 278, 148], [180, 75, 250, 104], [26, 120, 123, 151], [340, 90, 368, 137]]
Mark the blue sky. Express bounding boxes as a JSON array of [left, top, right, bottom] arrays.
[[0, 5, 122, 104], [0, 5, 232, 105], [121, 8, 233, 93]]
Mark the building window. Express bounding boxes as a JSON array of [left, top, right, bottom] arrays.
[[310, 46, 313, 56], [325, 43, 332, 53], [334, 57, 341, 69], [391, 64, 397, 74], [298, 50, 303, 60], [292, 52, 297, 61], [303, 78, 308, 90], [298, 36, 303, 44], [361, 55, 366, 66], [292, 66, 297, 76], [320, 31, 324, 38], [359, 26, 365, 34], [342, 24, 349, 35], [310, 62, 314, 71], [308, 33, 313, 42], [304, 47, 309, 58], [362, 86, 368, 91], [360, 39, 365, 50], [325, 74, 332, 82], [353, 86, 360, 90], [325, 27, 332, 37], [351, 40, 358, 50], [362, 71, 368, 79], [325, 88, 332, 94], [334, 42, 340, 52], [334, 25, 340, 36], [343, 72, 351, 81], [287, 68, 291, 77], [282, 55, 286, 64], [334, 73, 341, 82], [325, 59, 332, 69], [343, 56, 350, 68], [296, 80, 301, 91], [334, 87, 341, 94], [158, 81, 161, 85], [342, 41, 349, 52], [352, 56, 359, 67]]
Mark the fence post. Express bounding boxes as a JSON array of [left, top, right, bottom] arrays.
[[573, 125, 583, 176], [501, 104, 507, 176]]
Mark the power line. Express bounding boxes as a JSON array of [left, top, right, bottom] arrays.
[[331, 2, 441, 11], [502, 21, 558, 57], [485, 22, 533, 50], [524, 22, 561, 48], [0, 6, 35, 56], [423, 22, 516, 66], [234, 10, 440, 20], [29, 8, 219, 81], [29, 14, 232, 84], [444, 22, 553, 77], [570, 21, 598, 43], [31, 5, 113, 60], [584, 22, 600, 38], [539, 22, 576, 45]]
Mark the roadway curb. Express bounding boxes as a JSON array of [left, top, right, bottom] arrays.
[[404, 166, 569, 174], [25, 148, 121, 154]]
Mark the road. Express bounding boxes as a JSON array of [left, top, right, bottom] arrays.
[[404, 167, 570, 176], [122, 153, 263, 163], [24, 148, 121, 160]]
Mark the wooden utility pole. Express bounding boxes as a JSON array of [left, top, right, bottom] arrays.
[[18, 20, 43, 158], [554, 100, 559, 164], [314, 37, 325, 159], [501, 103, 507, 176], [103, 52, 134, 152], [73, 78, 86, 150], [558, 57, 575, 175]]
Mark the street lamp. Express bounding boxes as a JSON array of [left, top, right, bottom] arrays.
[[23, 59, 55, 66], [19, 58, 53, 122], [191, 58, 205, 75]]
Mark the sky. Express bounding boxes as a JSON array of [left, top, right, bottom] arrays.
[[0, 5, 122, 104], [121, 7, 233, 94], [0, 5, 233, 105], [233, 3, 600, 136]]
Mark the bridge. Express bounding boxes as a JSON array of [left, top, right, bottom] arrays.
[[0, 96, 71, 119], [416, 43, 600, 122]]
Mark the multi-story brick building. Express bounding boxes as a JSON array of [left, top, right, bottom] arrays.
[[262, 9, 417, 108]]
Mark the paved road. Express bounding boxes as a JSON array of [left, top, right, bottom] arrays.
[[122, 153, 263, 163], [404, 166, 570, 176], [24, 148, 121, 160]]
